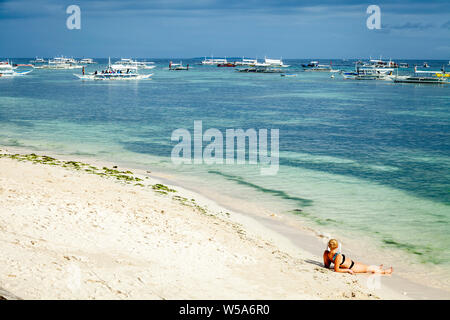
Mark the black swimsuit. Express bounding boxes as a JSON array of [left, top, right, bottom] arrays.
[[332, 253, 355, 269]]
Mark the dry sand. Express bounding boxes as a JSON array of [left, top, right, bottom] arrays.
[[0, 150, 404, 299]]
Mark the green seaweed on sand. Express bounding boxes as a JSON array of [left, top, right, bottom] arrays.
[[152, 184, 176, 193], [1, 153, 204, 215], [0, 153, 148, 185], [172, 195, 208, 215], [173, 195, 188, 202]]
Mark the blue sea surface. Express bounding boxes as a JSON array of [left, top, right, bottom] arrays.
[[1, 58, 449, 282]]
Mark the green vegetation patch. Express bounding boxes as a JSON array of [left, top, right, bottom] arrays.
[[152, 184, 176, 193]]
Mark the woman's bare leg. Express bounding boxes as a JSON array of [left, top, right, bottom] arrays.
[[367, 264, 393, 274], [350, 262, 368, 273], [351, 262, 393, 274]]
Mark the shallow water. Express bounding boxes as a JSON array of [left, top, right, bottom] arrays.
[[1, 58, 449, 288]]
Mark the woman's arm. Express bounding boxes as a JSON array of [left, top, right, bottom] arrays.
[[333, 255, 354, 274], [323, 250, 331, 268]]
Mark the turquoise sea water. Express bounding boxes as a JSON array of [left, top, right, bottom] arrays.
[[1, 59, 449, 285]]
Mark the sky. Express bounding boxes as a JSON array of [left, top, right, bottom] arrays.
[[0, 0, 449, 59]]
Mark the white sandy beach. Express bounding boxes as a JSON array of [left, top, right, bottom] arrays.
[[0, 149, 405, 300]]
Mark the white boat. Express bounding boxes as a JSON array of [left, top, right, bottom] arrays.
[[302, 60, 340, 72], [237, 66, 284, 73], [30, 57, 46, 64], [368, 58, 398, 68], [79, 58, 96, 64], [261, 57, 289, 68], [342, 64, 395, 80], [355, 68, 395, 80], [0, 61, 33, 77], [201, 57, 227, 65], [234, 58, 258, 66], [303, 61, 332, 72], [112, 58, 156, 70], [394, 67, 448, 84], [35, 56, 82, 69], [74, 58, 152, 80], [169, 61, 190, 70]]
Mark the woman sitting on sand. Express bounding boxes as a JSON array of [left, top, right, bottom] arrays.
[[323, 239, 393, 275]]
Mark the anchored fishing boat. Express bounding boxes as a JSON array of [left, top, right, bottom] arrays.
[[30, 57, 46, 64], [234, 58, 258, 66], [112, 58, 155, 70], [303, 61, 336, 72], [74, 58, 152, 80], [259, 57, 289, 68], [394, 67, 448, 84], [302, 61, 319, 68], [201, 57, 228, 65], [0, 61, 33, 77], [34, 56, 82, 69], [217, 62, 236, 67], [169, 61, 189, 70], [237, 66, 284, 73], [341, 61, 395, 80], [368, 58, 399, 68], [80, 58, 96, 64]]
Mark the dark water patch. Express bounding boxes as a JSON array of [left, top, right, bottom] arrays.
[[0, 120, 35, 128], [208, 170, 313, 207], [281, 156, 450, 205], [69, 151, 98, 156], [290, 208, 340, 226], [381, 238, 443, 264]]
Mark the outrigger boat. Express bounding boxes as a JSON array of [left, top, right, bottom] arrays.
[[79, 58, 96, 64], [30, 57, 46, 64], [249, 57, 289, 68], [237, 66, 284, 73], [303, 61, 338, 72], [368, 58, 398, 68], [169, 61, 189, 70], [234, 57, 289, 69], [234, 58, 258, 66], [112, 58, 155, 70], [394, 67, 448, 84], [302, 61, 319, 68], [217, 62, 236, 67], [355, 57, 399, 69], [201, 56, 227, 65], [341, 61, 395, 80], [0, 61, 33, 77], [74, 58, 152, 80], [35, 56, 82, 69]]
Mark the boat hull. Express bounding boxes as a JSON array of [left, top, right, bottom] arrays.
[[74, 73, 152, 80], [394, 77, 447, 84]]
